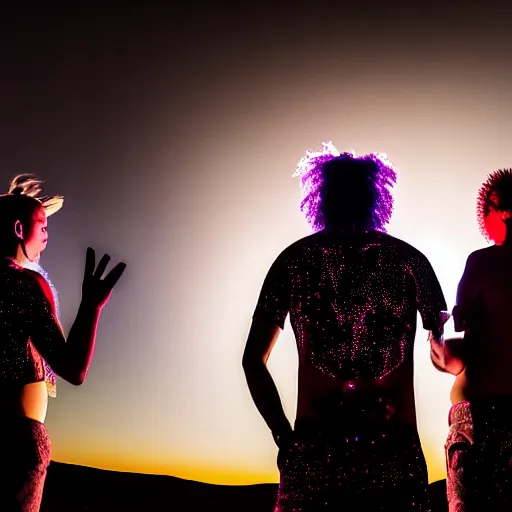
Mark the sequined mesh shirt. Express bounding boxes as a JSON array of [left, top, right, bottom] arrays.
[[253, 231, 447, 381], [0, 259, 65, 396]]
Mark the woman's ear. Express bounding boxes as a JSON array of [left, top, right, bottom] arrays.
[[14, 220, 24, 240]]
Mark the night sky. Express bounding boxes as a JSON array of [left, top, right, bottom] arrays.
[[1, 1, 511, 484]]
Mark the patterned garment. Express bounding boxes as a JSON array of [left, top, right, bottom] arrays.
[[253, 230, 446, 511], [275, 417, 429, 512], [0, 258, 65, 396], [253, 230, 447, 381], [446, 397, 512, 512], [445, 402, 474, 512], [0, 417, 51, 512], [22, 261, 62, 398]]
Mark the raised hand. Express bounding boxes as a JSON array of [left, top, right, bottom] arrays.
[[81, 247, 126, 310]]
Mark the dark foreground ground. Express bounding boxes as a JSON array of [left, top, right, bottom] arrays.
[[40, 462, 448, 511]]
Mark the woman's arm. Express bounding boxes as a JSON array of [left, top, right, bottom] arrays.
[[28, 248, 125, 386], [430, 332, 466, 376]]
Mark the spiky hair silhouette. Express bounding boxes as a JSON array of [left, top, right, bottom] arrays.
[[477, 169, 512, 240]]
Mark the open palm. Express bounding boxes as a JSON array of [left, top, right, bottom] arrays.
[[82, 247, 126, 309]]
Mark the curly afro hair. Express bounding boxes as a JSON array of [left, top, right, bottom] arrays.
[[293, 142, 397, 233]]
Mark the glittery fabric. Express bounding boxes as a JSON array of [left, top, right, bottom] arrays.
[[23, 261, 62, 398], [445, 397, 512, 512], [445, 402, 474, 512], [275, 416, 428, 511], [253, 230, 447, 380], [0, 416, 51, 511], [0, 259, 66, 396]]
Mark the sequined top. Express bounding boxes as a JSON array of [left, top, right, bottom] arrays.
[[253, 231, 447, 381], [0, 259, 65, 397]]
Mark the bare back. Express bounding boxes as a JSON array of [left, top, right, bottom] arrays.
[[453, 245, 512, 401]]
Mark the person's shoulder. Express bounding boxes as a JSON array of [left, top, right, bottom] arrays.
[[467, 246, 490, 258], [20, 266, 44, 283], [275, 234, 319, 256], [4, 263, 39, 283], [464, 246, 492, 266], [373, 232, 428, 258], [17, 267, 54, 302], [266, 234, 321, 271]]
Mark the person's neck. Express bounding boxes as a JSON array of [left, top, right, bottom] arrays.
[[14, 245, 31, 266], [2, 246, 31, 267], [324, 227, 372, 237], [501, 222, 512, 247]]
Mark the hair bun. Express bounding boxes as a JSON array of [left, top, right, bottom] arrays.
[[8, 174, 44, 197], [6, 174, 64, 216], [9, 186, 24, 195]]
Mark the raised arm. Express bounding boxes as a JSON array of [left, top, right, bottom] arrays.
[[27, 248, 126, 385]]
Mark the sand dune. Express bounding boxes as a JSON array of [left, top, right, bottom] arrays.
[[40, 462, 447, 511], [40, 462, 277, 511]]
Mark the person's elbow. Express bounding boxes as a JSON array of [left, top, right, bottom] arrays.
[[51, 360, 88, 386], [442, 356, 466, 376], [69, 371, 87, 386], [56, 369, 87, 386], [242, 318, 280, 372], [430, 350, 465, 376]]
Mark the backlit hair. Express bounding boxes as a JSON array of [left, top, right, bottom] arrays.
[[477, 169, 512, 240], [293, 142, 396, 233]]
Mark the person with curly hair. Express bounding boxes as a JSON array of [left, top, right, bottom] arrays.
[[0, 174, 126, 511], [242, 143, 447, 511], [440, 169, 512, 512]]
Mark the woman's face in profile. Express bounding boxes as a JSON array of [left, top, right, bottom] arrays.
[[24, 208, 48, 261]]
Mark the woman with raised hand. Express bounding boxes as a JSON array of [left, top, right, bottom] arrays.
[[0, 175, 126, 511]]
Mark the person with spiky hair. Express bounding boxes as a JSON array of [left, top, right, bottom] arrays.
[[441, 169, 512, 512], [0, 175, 126, 511], [242, 143, 447, 511]]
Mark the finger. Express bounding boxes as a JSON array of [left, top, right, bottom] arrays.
[[102, 262, 126, 290], [94, 254, 111, 279], [84, 247, 95, 280]]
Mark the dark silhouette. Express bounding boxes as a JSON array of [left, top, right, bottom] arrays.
[[40, 462, 278, 512], [0, 175, 126, 511], [243, 143, 447, 511], [428, 480, 448, 512], [432, 169, 512, 512], [38, 461, 449, 512]]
